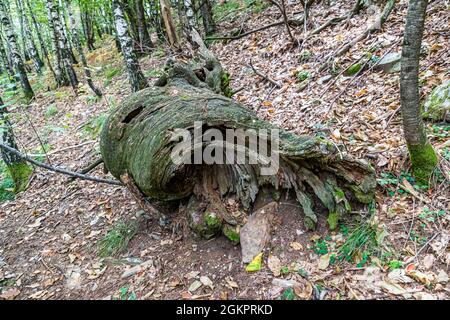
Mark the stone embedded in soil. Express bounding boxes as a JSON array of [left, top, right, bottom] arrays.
[[376, 52, 401, 74], [240, 202, 277, 263], [422, 79, 450, 122], [121, 259, 155, 278]]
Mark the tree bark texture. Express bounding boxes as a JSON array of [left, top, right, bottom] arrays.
[[400, 0, 437, 184]]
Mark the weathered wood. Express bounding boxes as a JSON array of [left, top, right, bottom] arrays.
[[100, 60, 376, 238]]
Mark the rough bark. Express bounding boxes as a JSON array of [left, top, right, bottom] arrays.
[[113, 0, 148, 92], [135, 0, 154, 52], [400, 0, 437, 184], [184, 0, 196, 29], [68, 3, 102, 97], [17, 0, 44, 74], [0, 97, 32, 192], [159, 0, 180, 48], [46, 0, 79, 90], [0, 32, 15, 80], [0, 2, 34, 101], [46, 0, 69, 86], [100, 59, 376, 237], [200, 0, 216, 36], [24, 0, 57, 80]]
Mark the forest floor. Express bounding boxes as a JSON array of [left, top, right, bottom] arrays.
[[0, 1, 449, 300]]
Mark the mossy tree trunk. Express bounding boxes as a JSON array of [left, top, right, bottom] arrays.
[[400, 0, 438, 184], [0, 97, 32, 192], [100, 53, 376, 239]]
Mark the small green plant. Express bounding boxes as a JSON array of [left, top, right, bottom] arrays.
[[113, 286, 137, 300], [388, 260, 403, 270], [280, 288, 295, 300], [337, 219, 382, 264], [45, 104, 58, 118], [418, 207, 446, 222], [97, 220, 138, 257], [103, 66, 122, 87], [313, 239, 329, 255], [84, 113, 108, 139], [280, 266, 290, 275], [295, 70, 310, 82]]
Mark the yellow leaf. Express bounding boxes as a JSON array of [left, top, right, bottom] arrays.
[[262, 101, 272, 107], [245, 253, 263, 272], [355, 88, 368, 97], [267, 108, 275, 114]]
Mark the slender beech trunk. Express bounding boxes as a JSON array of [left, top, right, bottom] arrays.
[[17, 0, 44, 74], [46, 0, 78, 90], [400, 0, 438, 184], [113, 0, 148, 92], [0, 3, 34, 100], [68, 3, 102, 97], [136, 0, 153, 52], [24, 0, 57, 81], [200, 0, 216, 35], [0, 97, 32, 192]]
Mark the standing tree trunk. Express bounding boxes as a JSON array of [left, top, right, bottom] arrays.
[[0, 97, 32, 192], [0, 2, 34, 101], [15, 0, 31, 63], [0, 32, 16, 82], [113, 0, 148, 92], [17, 0, 44, 74], [67, 2, 102, 97], [24, 0, 57, 80], [400, 0, 438, 184], [46, 0, 79, 90], [200, 0, 216, 36], [184, 0, 196, 29], [135, 0, 154, 53], [160, 0, 179, 48]]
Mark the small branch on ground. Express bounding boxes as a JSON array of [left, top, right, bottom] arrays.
[[334, 0, 395, 58], [205, 19, 302, 41], [268, 0, 299, 46], [67, 157, 104, 183], [249, 59, 282, 88], [309, 0, 362, 36], [0, 142, 122, 186]]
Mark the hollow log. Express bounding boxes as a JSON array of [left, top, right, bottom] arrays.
[[100, 60, 376, 241]]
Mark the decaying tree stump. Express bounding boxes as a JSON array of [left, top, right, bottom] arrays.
[[100, 50, 376, 243]]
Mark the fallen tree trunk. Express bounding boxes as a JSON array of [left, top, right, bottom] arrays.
[[100, 59, 376, 241]]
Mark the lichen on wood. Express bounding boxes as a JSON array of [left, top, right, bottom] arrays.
[[100, 59, 376, 239]]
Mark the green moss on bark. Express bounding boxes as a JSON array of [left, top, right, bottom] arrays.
[[8, 162, 32, 193], [407, 142, 438, 185]]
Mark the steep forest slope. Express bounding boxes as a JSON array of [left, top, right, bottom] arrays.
[[0, 0, 449, 300]]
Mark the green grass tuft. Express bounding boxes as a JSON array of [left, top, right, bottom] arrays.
[[97, 220, 138, 258]]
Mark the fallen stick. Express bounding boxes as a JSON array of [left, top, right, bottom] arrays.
[[310, 0, 362, 36], [0, 142, 123, 186], [249, 59, 282, 88], [27, 140, 96, 157], [67, 157, 104, 182], [334, 0, 395, 58], [205, 19, 302, 41]]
